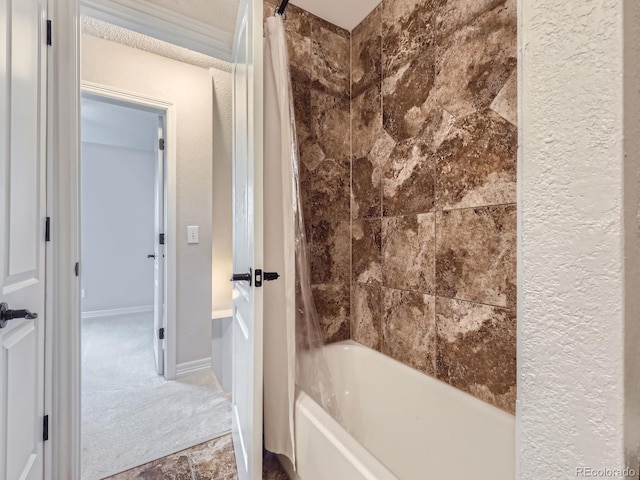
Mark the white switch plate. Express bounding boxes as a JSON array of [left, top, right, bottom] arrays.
[[187, 225, 199, 244], [81, 289, 86, 298]]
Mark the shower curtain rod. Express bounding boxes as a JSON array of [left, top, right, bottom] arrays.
[[276, 0, 289, 15]]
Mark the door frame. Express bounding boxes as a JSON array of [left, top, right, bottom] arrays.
[[49, 0, 239, 477], [79, 81, 177, 380]]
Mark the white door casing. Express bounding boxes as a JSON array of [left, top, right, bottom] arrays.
[[154, 115, 166, 376], [0, 0, 48, 478], [80, 82, 177, 382], [231, 0, 264, 478]]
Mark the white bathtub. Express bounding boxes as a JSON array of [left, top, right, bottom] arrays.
[[280, 340, 515, 480]]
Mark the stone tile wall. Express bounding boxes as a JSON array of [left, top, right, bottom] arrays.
[[350, 0, 517, 413], [264, 0, 517, 413], [264, 1, 352, 344]]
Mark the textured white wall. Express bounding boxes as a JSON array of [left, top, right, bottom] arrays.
[[82, 34, 214, 364], [211, 69, 233, 313], [519, 0, 640, 476]]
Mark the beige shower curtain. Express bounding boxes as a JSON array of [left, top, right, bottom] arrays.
[[263, 14, 297, 467]]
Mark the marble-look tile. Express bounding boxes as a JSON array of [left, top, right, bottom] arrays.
[[309, 158, 350, 221], [352, 219, 382, 285], [311, 88, 350, 161], [287, 35, 312, 85], [382, 214, 436, 294], [382, 53, 437, 142], [421, 97, 456, 152], [310, 220, 350, 284], [436, 109, 517, 210], [311, 19, 350, 97], [382, 0, 437, 75], [435, 0, 505, 40], [190, 435, 237, 480], [490, 69, 517, 126], [352, 4, 382, 97], [435, 205, 516, 308], [383, 288, 436, 375], [263, 453, 289, 479], [351, 283, 383, 350], [383, 137, 435, 216], [433, 0, 516, 118], [352, 156, 382, 219], [312, 283, 351, 343], [106, 452, 192, 480], [352, 86, 382, 160], [435, 297, 516, 413]]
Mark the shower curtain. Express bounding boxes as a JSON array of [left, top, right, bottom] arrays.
[[263, 13, 297, 466], [263, 14, 338, 469]]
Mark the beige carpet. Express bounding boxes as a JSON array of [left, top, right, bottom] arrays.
[[81, 313, 231, 480]]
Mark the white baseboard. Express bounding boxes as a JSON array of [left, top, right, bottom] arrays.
[[176, 357, 212, 378], [82, 305, 154, 319]]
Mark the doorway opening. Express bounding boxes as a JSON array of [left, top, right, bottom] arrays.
[[78, 79, 230, 479]]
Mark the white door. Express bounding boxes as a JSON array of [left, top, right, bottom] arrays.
[[0, 0, 48, 478], [153, 116, 166, 376], [231, 0, 263, 478]]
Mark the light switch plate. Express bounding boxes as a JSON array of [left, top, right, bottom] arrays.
[[187, 225, 199, 244]]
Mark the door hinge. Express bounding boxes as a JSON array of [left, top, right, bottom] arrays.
[[159, 328, 165, 340], [45, 217, 50, 242], [159, 233, 165, 245], [74, 262, 79, 276], [46, 20, 52, 46], [159, 138, 165, 151], [43, 415, 49, 442]]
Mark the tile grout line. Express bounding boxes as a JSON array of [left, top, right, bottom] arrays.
[[351, 279, 515, 312], [353, 201, 518, 222]]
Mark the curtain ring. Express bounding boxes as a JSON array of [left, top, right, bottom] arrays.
[[274, 7, 287, 22]]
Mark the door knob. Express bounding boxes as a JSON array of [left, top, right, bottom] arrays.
[[147, 254, 156, 259], [0, 302, 38, 329]]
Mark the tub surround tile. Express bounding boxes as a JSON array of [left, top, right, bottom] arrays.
[[435, 0, 506, 41], [490, 69, 517, 126], [352, 156, 382, 220], [352, 86, 382, 160], [311, 21, 350, 97], [435, 205, 516, 308], [383, 289, 436, 375], [382, 0, 437, 75], [383, 137, 435, 216], [351, 283, 383, 350], [309, 158, 350, 221], [382, 53, 437, 142], [382, 214, 436, 294], [436, 109, 517, 210], [352, 4, 382, 97], [311, 88, 350, 162], [432, 0, 516, 118], [435, 296, 516, 413], [352, 219, 382, 285], [310, 219, 350, 284], [312, 283, 351, 343]]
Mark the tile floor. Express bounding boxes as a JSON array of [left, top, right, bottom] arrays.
[[105, 433, 289, 480]]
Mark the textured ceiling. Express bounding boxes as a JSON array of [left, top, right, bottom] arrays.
[[291, 0, 382, 31], [81, 16, 232, 72]]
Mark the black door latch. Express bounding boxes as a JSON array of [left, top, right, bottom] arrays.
[[254, 269, 280, 287]]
